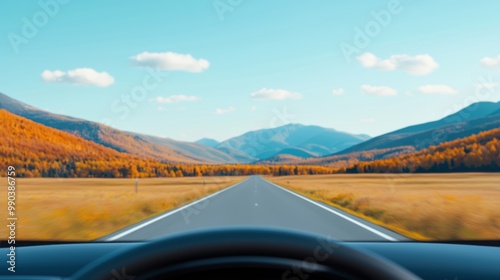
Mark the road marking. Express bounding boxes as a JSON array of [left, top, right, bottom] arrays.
[[104, 178, 250, 241], [265, 179, 398, 241]]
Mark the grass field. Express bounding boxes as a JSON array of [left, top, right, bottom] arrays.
[[270, 173, 500, 240], [0, 176, 245, 241]]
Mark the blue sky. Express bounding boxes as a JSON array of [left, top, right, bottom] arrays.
[[1, 0, 500, 141]]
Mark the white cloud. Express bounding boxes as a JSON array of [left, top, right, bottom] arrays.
[[481, 55, 500, 68], [154, 95, 200, 103], [131, 51, 209, 72], [250, 106, 257, 112], [357, 52, 438, 75], [417, 85, 458, 95], [332, 88, 345, 95], [41, 68, 114, 87], [215, 107, 235, 115], [361, 85, 397, 96], [250, 88, 302, 100], [360, 118, 376, 123]]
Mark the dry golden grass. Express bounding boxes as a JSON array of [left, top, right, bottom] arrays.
[[270, 173, 500, 240], [0, 177, 245, 241]]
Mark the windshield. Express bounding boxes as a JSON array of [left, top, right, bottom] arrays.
[[1, 1, 499, 244]]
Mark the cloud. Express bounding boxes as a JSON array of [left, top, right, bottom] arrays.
[[361, 85, 397, 96], [332, 88, 345, 95], [357, 52, 438, 75], [41, 68, 114, 87], [131, 51, 209, 72], [250, 88, 302, 100], [154, 95, 200, 103], [215, 107, 235, 115], [417, 85, 458, 95], [481, 55, 500, 68]]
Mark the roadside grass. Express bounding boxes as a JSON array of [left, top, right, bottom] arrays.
[[0, 177, 245, 241], [269, 173, 500, 240]]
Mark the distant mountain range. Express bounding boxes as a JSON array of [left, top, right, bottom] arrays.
[[0, 92, 237, 164], [196, 138, 220, 148], [215, 124, 371, 162], [0, 92, 372, 163], [262, 101, 500, 166], [337, 101, 500, 155], [1, 92, 499, 166]]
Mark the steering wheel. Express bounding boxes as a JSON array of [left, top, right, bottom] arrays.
[[71, 228, 421, 280]]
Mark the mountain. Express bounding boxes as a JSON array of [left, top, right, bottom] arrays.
[[347, 127, 500, 173], [0, 92, 235, 163], [216, 123, 371, 161], [0, 109, 149, 177], [257, 146, 416, 167], [138, 134, 240, 163], [195, 138, 220, 148], [338, 101, 500, 155]]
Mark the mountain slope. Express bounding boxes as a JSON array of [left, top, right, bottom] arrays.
[[139, 134, 240, 163], [195, 138, 220, 148], [216, 123, 370, 161], [0, 92, 235, 163], [347, 127, 500, 173], [0, 109, 157, 177], [338, 101, 500, 154], [257, 146, 416, 167]]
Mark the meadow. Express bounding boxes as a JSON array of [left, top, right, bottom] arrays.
[[2, 173, 499, 241], [270, 173, 500, 240], [0, 176, 245, 240]]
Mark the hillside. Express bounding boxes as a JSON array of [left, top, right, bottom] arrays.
[[139, 134, 241, 163], [0, 110, 338, 177], [0, 92, 234, 164], [258, 146, 416, 167], [216, 123, 371, 161], [347, 128, 500, 173], [338, 101, 500, 155], [0, 109, 162, 177], [195, 138, 220, 148]]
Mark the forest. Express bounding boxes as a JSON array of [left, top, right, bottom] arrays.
[[345, 128, 500, 173]]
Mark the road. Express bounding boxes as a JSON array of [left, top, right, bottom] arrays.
[[104, 176, 407, 241]]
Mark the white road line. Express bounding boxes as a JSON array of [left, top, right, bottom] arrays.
[[265, 179, 398, 241], [104, 178, 249, 241]]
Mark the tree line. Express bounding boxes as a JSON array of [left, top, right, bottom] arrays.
[[344, 128, 500, 173]]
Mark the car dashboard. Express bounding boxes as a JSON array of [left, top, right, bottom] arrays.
[[1, 240, 499, 279]]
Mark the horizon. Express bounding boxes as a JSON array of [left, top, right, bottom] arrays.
[[2, 1, 500, 141]]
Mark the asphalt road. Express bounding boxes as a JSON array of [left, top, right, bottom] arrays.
[[104, 176, 407, 241]]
